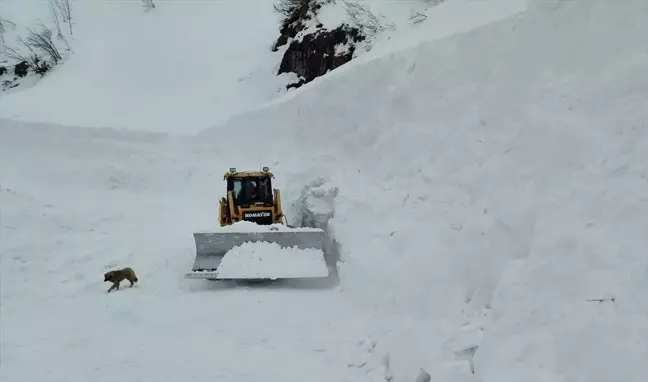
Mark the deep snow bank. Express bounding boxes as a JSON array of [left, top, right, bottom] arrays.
[[195, 0, 648, 379], [470, 1, 648, 381]]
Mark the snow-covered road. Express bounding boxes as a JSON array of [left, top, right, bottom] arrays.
[[4, 282, 384, 382], [0, 121, 395, 382]]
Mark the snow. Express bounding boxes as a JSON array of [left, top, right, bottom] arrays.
[[0, 120, 386, 382], [200, 221, 324, 233], [2, 0, 648, 381], [0, 0, 291, 134], [213, 241, 329, 279], [315, 1, 348, 30]]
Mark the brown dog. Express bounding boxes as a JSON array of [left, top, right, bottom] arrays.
[[104, 267, 138, 292]]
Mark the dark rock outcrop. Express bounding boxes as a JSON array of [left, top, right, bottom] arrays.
[[14, 61, 29, 77], [273, 0, 367, 89], [278, 25, 365, 89], [272, 0, 319, 51], [2, 61, 34, 91]]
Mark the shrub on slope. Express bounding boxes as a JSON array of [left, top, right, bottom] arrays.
[[1, 1, 73, 91]]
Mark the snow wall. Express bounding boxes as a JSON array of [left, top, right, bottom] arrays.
[[196, 0, 648, 380]]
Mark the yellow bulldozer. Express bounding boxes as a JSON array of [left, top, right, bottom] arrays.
[[185, 167, 328, 280], [218, 167, 287, 226]]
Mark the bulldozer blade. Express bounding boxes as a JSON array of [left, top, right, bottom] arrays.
[[185, 230, 328, 280]]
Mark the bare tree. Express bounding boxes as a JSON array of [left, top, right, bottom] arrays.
[[24, 23, 62, 63], [408, 0, 445, 25], [0, 18, 17, 44], [3, 23, 62, 75], [49, 1, 63, 36], [141, 0, 156, 11], [341, 0, 396, 37], [4, 46, 50, 75], [408, 10, 428, 25], [48, 1, 73, 51], [273, 0, 310, 18], [51, 0, 73, 35]]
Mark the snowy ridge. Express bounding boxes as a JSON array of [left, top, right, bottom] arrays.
[[0, 0, 525, 133], [236, 0, 529, 110]]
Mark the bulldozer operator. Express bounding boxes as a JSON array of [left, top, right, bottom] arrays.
[[235, 178, 257, 205]]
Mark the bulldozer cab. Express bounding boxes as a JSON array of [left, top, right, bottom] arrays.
[[226, 171, 274, 207]]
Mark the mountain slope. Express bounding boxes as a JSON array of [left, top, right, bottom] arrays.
[[0, 0, 290, 133], [0, 0, 526, 134]]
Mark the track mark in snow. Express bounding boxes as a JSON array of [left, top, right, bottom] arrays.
[[345, 338, 394, 382]]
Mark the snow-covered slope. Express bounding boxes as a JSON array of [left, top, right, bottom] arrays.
[[0, 0, 525, 134], [2, 0, 647, 381], [0, 0, 291, 133]]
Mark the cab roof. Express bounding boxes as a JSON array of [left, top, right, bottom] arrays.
[[223, 170, 274, 180]]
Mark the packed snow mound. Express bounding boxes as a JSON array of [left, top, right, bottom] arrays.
[[200, 221, 323, 233], [214, 241, 329, 279]]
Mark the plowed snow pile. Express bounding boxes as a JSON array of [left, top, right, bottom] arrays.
[[205, 221, 323, 232], [215, 242, 329, 279]]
